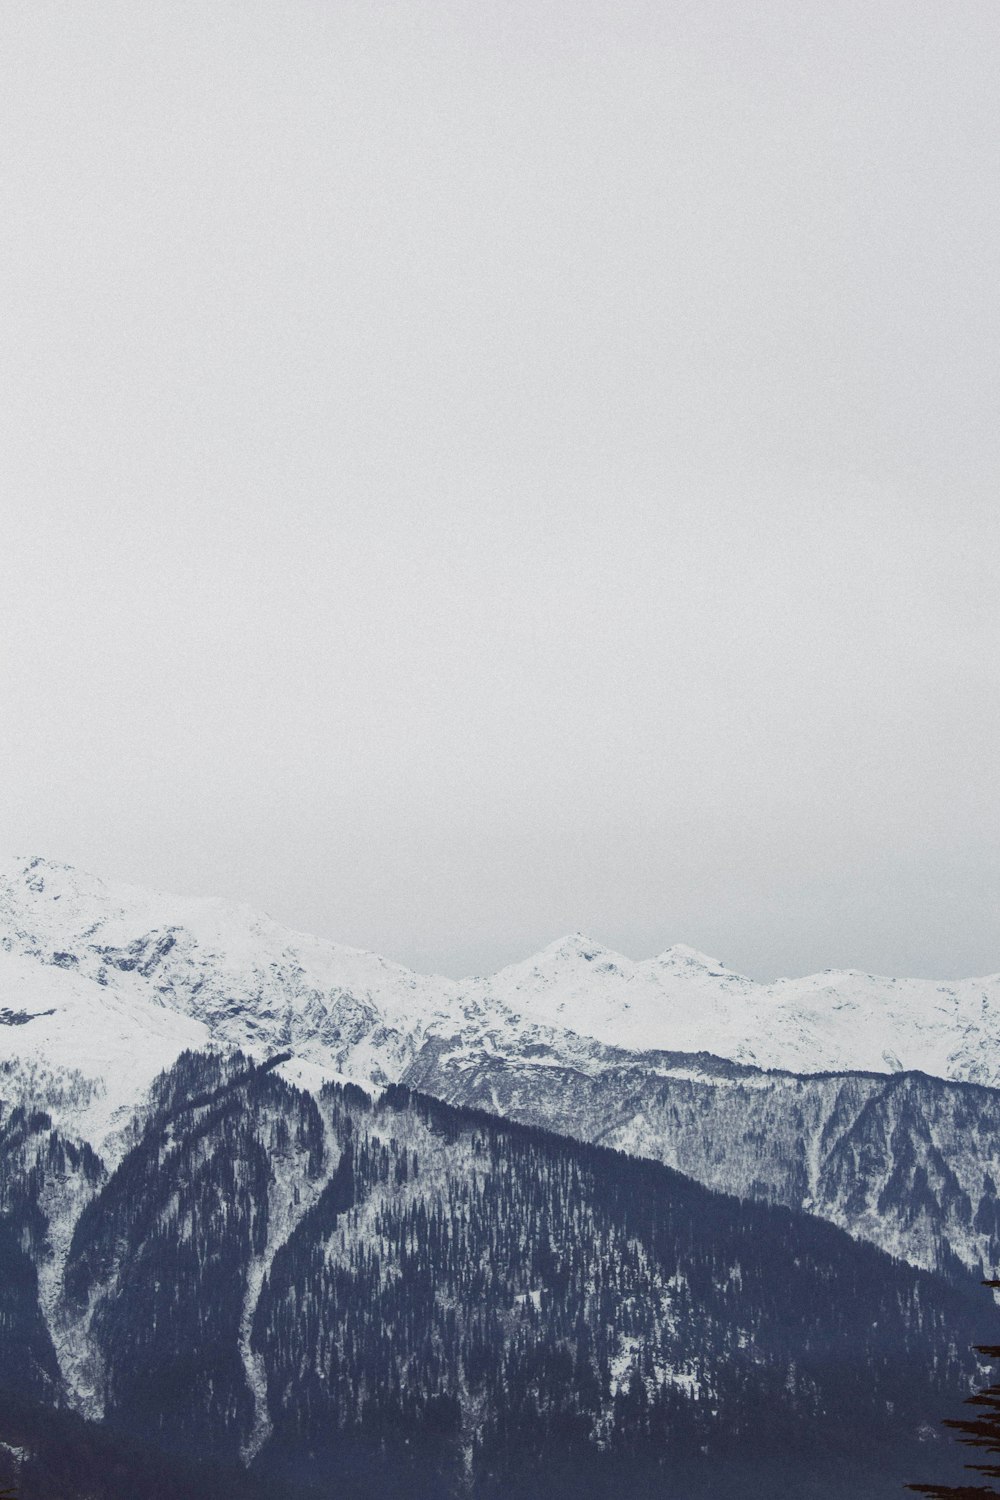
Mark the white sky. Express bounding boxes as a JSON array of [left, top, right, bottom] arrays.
[[1, 0, 998, 980]]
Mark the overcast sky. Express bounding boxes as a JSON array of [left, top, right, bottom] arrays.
[[1, 1, 998, 981]]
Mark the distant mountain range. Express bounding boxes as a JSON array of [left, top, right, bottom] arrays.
[[3, 855, 1000, 1120]]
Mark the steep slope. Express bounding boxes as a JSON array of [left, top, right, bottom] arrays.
[[6, 1048, 987, 1500], [0, 946, 212, 1157], [0, 855, 463, 1092], [0, 1097, 105, 1410], [405, 1037, 1000, 1278], [0, 855, 467, 1153]]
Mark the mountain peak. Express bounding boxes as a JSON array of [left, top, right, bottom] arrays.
[[540, 932, 615, 963]]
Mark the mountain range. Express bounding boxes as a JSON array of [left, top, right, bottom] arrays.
[[4, 854, 1000, 1118], [1, 853, 998, 1497]]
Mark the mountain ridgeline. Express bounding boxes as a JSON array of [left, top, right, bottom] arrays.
[[0, 1049, 990, 1499]]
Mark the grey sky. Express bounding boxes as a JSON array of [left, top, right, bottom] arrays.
[[2, 1, 998, 981]]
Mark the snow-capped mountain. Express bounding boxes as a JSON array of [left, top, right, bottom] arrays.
[[0, 854, 460, 1054], [469, 929, 1000, 1084], [0, 855, 461, 1153], [2, 853, 1000, 1281], [3, 855, 999, 1105]]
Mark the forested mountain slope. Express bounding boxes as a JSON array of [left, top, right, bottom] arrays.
[[405, 1036, 1000, 1279], [0, 1049, 990, 1499]]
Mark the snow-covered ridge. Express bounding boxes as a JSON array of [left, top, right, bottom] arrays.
[[0, 855, 460, 1148], [1, 854, 999, 1154], [465, 926, 1000, 1085]]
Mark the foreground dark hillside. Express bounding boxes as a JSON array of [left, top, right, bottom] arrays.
[[0, 1051, 989, 1497]]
